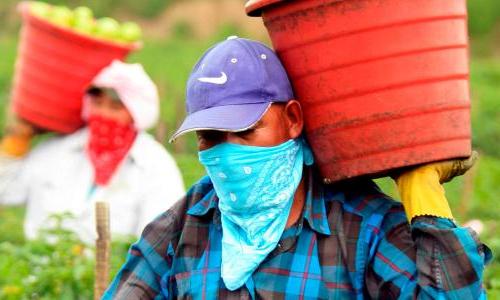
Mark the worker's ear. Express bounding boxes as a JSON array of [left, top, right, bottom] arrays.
[[283, 99, 304, 139]]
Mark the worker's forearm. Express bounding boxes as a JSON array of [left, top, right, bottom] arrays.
[[395, 166, 453, 222], [394, 153, 477, 222], [366, 213, 490, 299], [410, 216, 490, 298]]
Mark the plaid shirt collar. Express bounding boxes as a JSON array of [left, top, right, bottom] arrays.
[[186, 168, 332, 236]]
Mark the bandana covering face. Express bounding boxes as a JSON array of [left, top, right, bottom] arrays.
[[86, 115, 137, 186], [198, 139, 314, 290]]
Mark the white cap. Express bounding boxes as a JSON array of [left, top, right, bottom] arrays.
[[86, 60, 160, 130]]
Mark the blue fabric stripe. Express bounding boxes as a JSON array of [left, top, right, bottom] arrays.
[[105, 174, 488, 299]]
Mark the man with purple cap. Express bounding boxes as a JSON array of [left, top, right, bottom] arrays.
[[0, 61, 185, 243], [105, 38, 489, 299]]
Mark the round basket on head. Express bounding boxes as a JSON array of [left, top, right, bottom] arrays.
[[247, 0, 472, 183], [11, 2, 140, 133]]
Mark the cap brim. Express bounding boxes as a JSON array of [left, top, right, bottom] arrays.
[[170, 102, 271, 142]]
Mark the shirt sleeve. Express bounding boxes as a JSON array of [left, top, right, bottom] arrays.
[[364, 207, 491, 299], [0, 155, 30, 205], [104, 199, 186, 300]]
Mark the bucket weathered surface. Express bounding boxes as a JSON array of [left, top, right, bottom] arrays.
[[12, 3, 138, 133], [247, 0, 471, 182]]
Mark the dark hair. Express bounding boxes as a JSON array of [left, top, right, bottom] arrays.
[[86, 86, 121, 102], [86, 86, 103, 97]]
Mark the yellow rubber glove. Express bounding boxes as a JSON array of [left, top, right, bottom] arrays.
[[0, 135, 32, 157], [0, 119, 36, 158], [394, 152, 478, 222]]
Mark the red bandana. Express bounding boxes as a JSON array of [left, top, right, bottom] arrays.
[[86, 115, 137, 186]]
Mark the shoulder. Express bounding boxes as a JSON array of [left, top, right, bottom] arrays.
[[25, 129, 87, 164], [138, 176, 214, 248], [322, 178, 407, 230]]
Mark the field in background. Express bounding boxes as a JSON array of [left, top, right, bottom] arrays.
[[0, 0, 499, 296], [1, 32, 500, 296]]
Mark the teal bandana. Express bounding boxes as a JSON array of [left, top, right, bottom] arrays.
[[198, 139, 314, 290]]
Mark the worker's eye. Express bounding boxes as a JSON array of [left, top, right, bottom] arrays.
[[197, 131, 224, 143]]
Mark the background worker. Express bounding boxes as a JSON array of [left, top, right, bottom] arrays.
[[105, 38, 490, 299], [0, 60, 185, 243]]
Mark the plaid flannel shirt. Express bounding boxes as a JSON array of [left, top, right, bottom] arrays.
[[104, 169, 491, 299]]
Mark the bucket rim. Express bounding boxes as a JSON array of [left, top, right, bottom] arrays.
[[245, 0, 285, 17], [18, 1, 141, 52]]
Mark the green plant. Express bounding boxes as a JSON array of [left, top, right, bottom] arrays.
[[0, 213, 133, 299], [172, 20, 194, 40], [470, 60, 500, 159], [467, 0, 500, 37]]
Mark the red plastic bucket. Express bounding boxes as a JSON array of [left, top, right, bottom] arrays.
[[11, 3, 139, 133], [247, 0, 471, 182]]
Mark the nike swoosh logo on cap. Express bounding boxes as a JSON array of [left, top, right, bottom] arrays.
[[198, 72, 228, 85]]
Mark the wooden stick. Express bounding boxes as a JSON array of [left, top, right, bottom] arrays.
[[94, 201, 111, 300], [154, 119, 168, 144]]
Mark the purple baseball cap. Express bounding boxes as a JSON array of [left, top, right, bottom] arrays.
[[170, 36, 294, 141]]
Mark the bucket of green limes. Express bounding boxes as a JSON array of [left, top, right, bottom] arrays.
[[12, 1, 143, 133]]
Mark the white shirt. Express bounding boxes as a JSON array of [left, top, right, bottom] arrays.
[[0, 129, 185, 243]]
